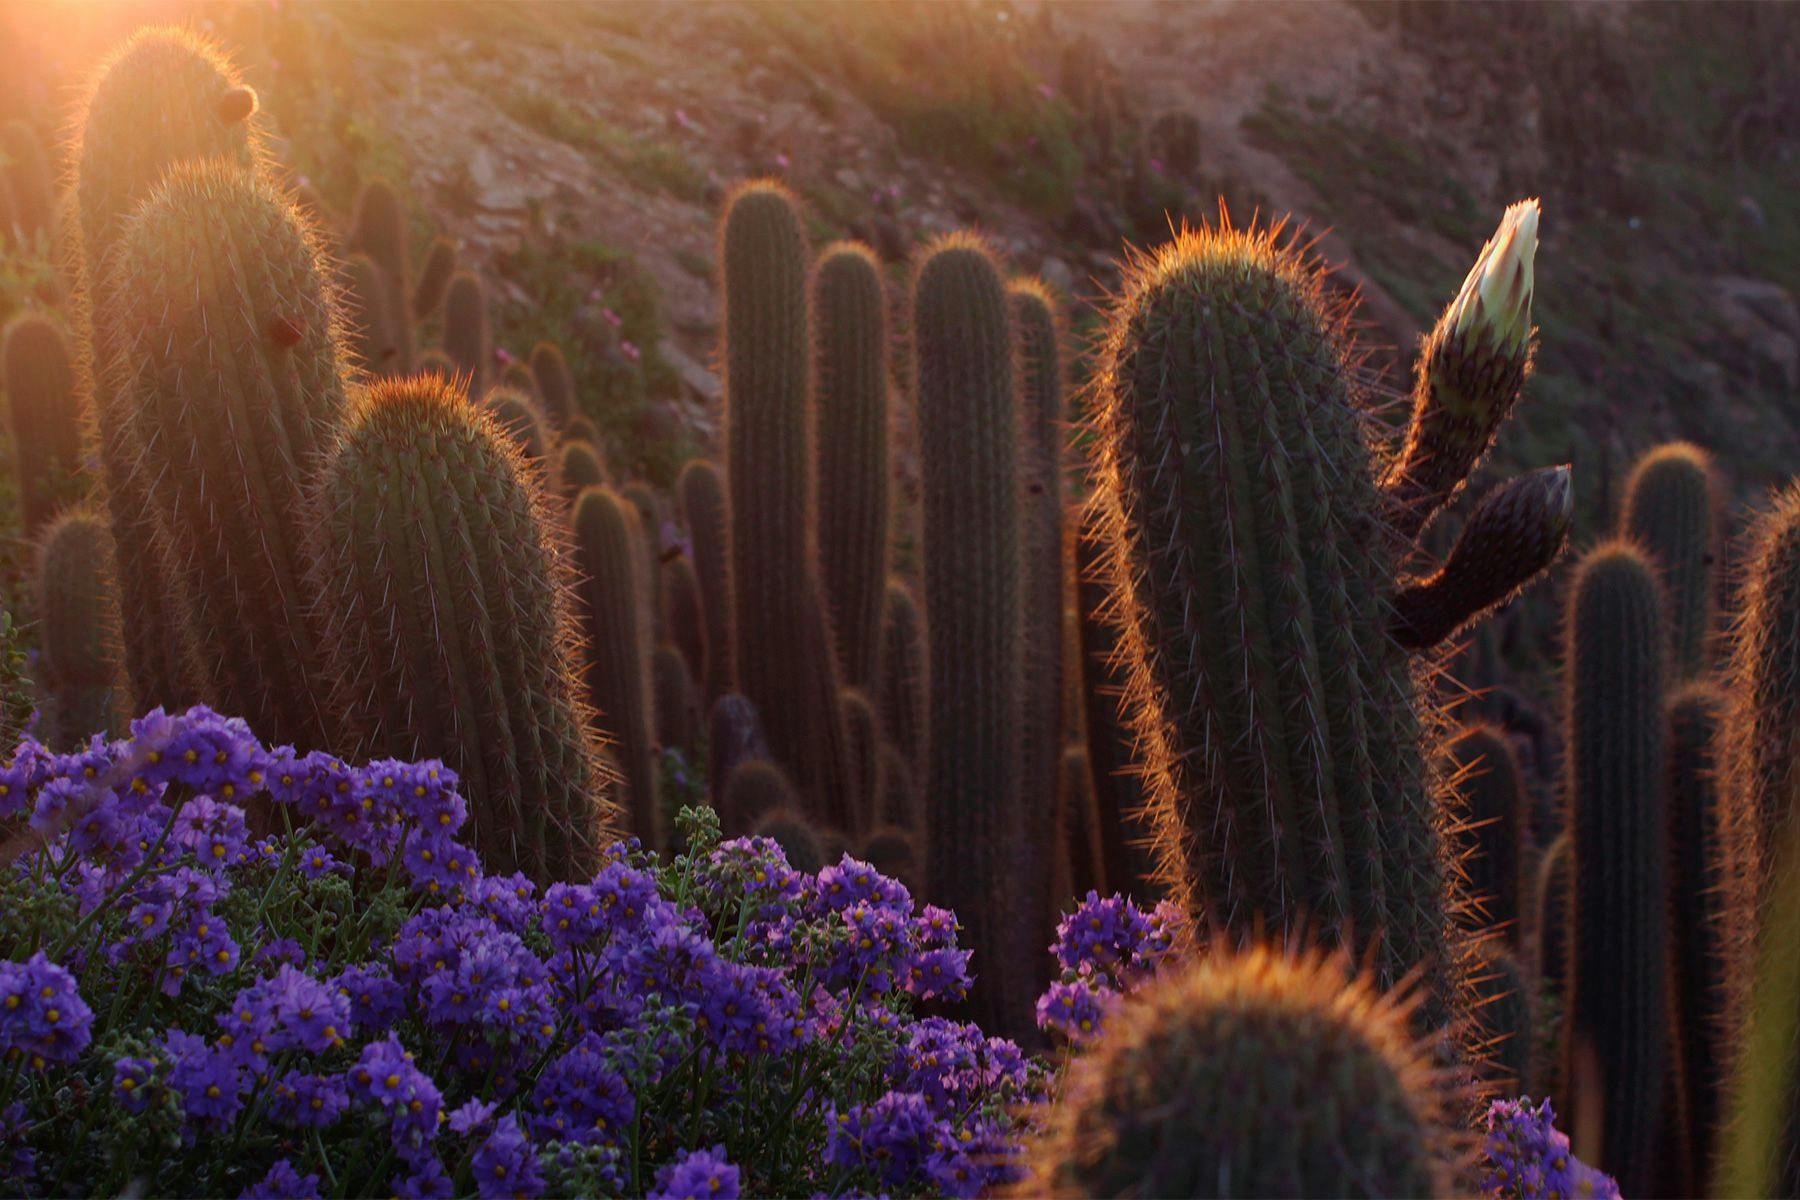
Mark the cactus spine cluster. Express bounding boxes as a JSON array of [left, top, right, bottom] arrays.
[[1562, 542, 1668, 1194], [442, 270, 491, 395], [2, 314, 83, 537], [1446, 724, 1526, 943], [811, 242, 889, 690], [484, 387, 552, 471], [571, 486, 659, 849], [913, 233, 1034, 1036], [112, 160, 345, 750], [310, 375, 617, 880], [1026, 947, 1448, 1198], [678, 459, 734, 703], [720, 182, 851, 828], [34, 511, 124, 748], [1623, 442, 1718, 678]]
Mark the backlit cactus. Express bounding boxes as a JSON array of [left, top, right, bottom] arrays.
[[812, 242, 889, 690], [720, 181, 852, 827], [1025, 947, 1449, 1198], [310, 375, 617, 881], [348, 179, 413, 373], [2, 314, 83, 536], [112, 160, 345, 750], [840, 687, 881, 836], [1469, 944, 1535, 1095], [1562, 542, 1668, 1194], [571, 487, 659, 850], [1622, 442, 1718, 679], [442, 270, 491, 396], [34, 510, 123, 748], [858, 826, 920, 893], [412, 235, 457, 320], [484, 386, 552, 471], [1057, 745, 1106, 902], [678, 459, 734, 703], [529, 341, 577, 435], [665, 556, 707, 689], [559, 440, 607, 500], [755, 806, 825, 874], [70, 25, 256, 713], [1447, 724, 1526, 943], [1725, 483, 1800, 867], [343, 252, 401, 377]]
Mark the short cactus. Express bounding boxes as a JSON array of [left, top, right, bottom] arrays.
[[812, 242, 890, 690], [412, 235, 457, 320], [2, 314, 83, 536], [652, 643, 697, 755], [347, 179, 413, 373], [1447, 724, 1527, 943], [33, 510, 124, 749], [112, 160, 346, 750], [310, 375, 618, 881], [559, 440, 608, 500], [442, 270, 491, 396], [858, 825, 920, 892], [1622, 442, 1718, 678], [342, 252, 402, 377], [1562, 542, 1668, 1194], [726, 760, 799, 838], [707, 693, 769, 818], [528, 341, 577, 434], [754, 806, 825, 874], [678, 459, 735, 702], [1025, 946, 1449, 1198], [571, 487, 659, 850]]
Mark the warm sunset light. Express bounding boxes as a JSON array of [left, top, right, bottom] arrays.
[[0, 1, 1795, 1196]]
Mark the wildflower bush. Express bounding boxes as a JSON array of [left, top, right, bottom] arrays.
[[0, 707, 1040, 1198]]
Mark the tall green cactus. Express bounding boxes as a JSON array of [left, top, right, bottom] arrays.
[[1085, 206, 1554, 1020], [343, 252, 401, 377], [311, 375, 618, 880], [678, 459, 734, 703], [571, 486, 659, 850], [528, 341, 577, 435], [1562, 542, 1668, 1195], [442, 270, 491, 396], [413, 236, 457, 320], [71, 25, 255, 713], [348, 179, 413, 374], [1025, 947, 1449, 1198], [1725, 483, 1800, 869], [1469, 944, 1536, 1096], [621, 482, 670, 643], [720, 182, 852, 828], [34, 510, 123, 749], [2, 314, 83, 537], [1447, 724, 1527, 944], [840, 687, 881, 836], [559, 440, 607, 500], [914, 233, 1034, 1037], [1623, 442, 1718, 679], [1664, 681, 1735, 1192], [875, 581, 925, 778], [113, 160, 346, 750], [812, 242, 889, 690]]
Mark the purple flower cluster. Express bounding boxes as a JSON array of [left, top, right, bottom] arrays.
[[0, 953, 92, 1068], [1035, 891, 1182, 1043], [1481, 1098, 1620, 1200]]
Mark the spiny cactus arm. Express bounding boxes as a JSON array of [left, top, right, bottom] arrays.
[[442, 271, 491, 396], [1383, 200, 1539, 543], [1725, 482, 1800, 862], [1623, 442, 1719, 679], [528, 341, 577, 434], [1391, 465, 1572, 650], [348, 179, 413, 372]]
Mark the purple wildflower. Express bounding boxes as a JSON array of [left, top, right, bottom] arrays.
[[650, 1145, 740, 1200]]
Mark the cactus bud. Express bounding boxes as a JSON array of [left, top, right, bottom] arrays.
[[215, 85, 257, 124], [1447, 199, 1538, 358]]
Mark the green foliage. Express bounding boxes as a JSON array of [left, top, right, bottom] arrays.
[[33, 510, 123, 749], [571, 486, 659, 850], [1026, 947, 1448, 1198], [1, 313, 84, 537], [1562, 542, 1668, 1194], [1622, 442, 1718, 679], [311, 375, 617, 880], [114, 160, 345, 751]]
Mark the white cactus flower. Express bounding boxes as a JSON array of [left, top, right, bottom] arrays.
[[1447, 199, 1539, 357]]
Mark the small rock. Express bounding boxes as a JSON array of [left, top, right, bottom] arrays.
[[1038, 256, 1075, 296], [658, 337, 722, 405]]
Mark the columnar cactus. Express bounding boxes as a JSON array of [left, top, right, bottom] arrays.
[[348, 179, 413, 373], [1623, 442, 1718, 678], [1025, 947, 1449, 1198], [412, 236, 457, 320], [914, 233, 1034, 1037], [678, 459, 734, 702], [720, 182, 852, 826], [754, 806, 825, 873], [652, 643, 697, 755], [442, 270, 491, 396], [311, 375, 618, 881], [1534, 830, 1572, 1001], [875, 581, 926, 777], [1057, 745, 1107, 902], [484, 387, 552, 471], [343, 252, 401, 377], [113, 160, 346, 750], [34, 510, 124, 748], [707, 693, 768, 816], [1447, 724, 1527, 943], [571, 486, 659, 850], [1084, 206, 1555, 1020], [1469, 944, 1536, 1095], [665, 556, 707, 690], [1725, 483, 1800, 867], [621, 482, 670, 642], [812, 242, 889, 690], [726, 760, 799, 838], [2, 314, 83, 536], [528, 341, 577, 435], [1563, 542, 1668, 1194], [839, 687, 881, 836], [559, 440, 607, 500], [857, 826, 920, 893], [70, 26, 255, 712]]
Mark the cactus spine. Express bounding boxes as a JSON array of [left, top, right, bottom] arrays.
[[720, 182, 852, 828], [571, 487, 659, 850], [812, 242, 889, 690], [1470, 945, 1536, 1095], [1562, 542, 1668, 1194], [914, 233, 1034, 1036], [1447, 724, 1527, 943], [34, 511, 123, 748], [113, 161, 346, 750], [311, 375, 617, 880], [1725, 484, 1800, 867], [1623, 442, 1718, 678], [1026, 947, 1449, 1198], [442, 270, 491, 396], [528, 341, 577, 435], [678, 459, 734, 703], [412, 236, 457, 320], [2, 314, 83, 537], [71, 26, 254, 713], [484, 387, 552, 471]]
